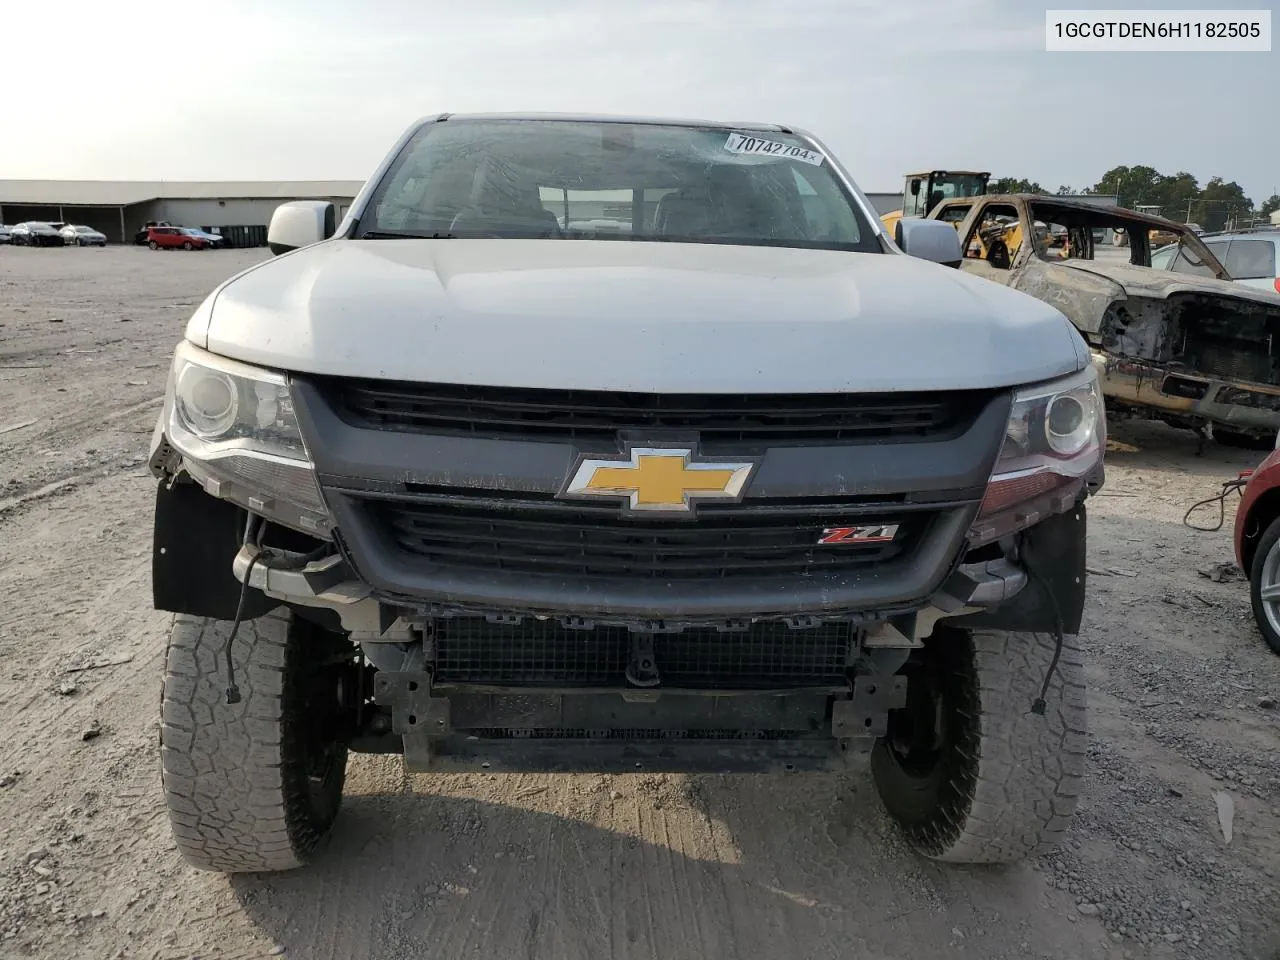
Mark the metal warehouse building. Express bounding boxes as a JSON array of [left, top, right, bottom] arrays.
[[0, 180, 364, 246]]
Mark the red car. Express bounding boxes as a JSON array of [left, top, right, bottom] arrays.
[[1233, 447, 1280, 654], [146, 226, 209, 251]]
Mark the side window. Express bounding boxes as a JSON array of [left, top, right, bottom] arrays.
[[1032, 218, 1089, 260], [552, 188, 635, 237], [963, 204, 1020, 269], [935, 203, 972, 225], [902, 178, 927, 218], [1225, 240, 1277, 279], [1150, 245, 1177, 269], [1205, 240, 1228, 261], [1169, 241, 1222, 278]]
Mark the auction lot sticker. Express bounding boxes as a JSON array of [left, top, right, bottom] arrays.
[[724, 133, 824, 166]]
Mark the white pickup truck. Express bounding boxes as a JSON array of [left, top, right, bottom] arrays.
[[149, 113, 1103, 873]]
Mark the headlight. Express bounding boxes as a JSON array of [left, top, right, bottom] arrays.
[[971, 365, 1105, 543], [175, 364, 239, 437], [164, 341, 328, 532], [995, 365, 1102, 470]]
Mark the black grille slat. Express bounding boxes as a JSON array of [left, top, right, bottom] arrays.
[[393, 545, 892, 577], [387, 514, 875, 544], [325, 379, 988, 445], [375, 499, 917, 580], [385, 539, 898, 576], [432, 618, 853, 687]]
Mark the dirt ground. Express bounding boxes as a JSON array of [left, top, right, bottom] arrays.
[[0, 245, 1277, 960]]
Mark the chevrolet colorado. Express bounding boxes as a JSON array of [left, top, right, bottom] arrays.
[[150, 113, 1102, 873]]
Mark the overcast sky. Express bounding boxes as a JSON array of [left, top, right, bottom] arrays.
[[3, 0, 1274, 202]]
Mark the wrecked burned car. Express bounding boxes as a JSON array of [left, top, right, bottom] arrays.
[[929, 195, 1280, 445], [150, 114, 1101, 874]]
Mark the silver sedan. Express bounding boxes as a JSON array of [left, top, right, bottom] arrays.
[[60, 225, 108, 247]]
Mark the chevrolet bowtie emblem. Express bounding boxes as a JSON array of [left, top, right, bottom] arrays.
[[561, 447, 757, 515]]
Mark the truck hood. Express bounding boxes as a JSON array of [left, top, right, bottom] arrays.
[[192, 239, 1085, 393], [1057, 259, 1280, 308]]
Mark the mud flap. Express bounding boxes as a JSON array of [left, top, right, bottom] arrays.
[[953, 506, 1088, 635], [152, 480, 274, 621]]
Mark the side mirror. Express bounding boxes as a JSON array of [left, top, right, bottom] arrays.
[[909, 178, 922, 197], [896, 218, 963, 268], [267, 200, 336, 256]]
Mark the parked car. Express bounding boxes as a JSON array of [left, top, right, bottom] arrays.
[[9, 222, 64, 246], [180, 227, 224, 248], [1153, 230, 1280, 296], [1234, 449, 1280, 655], [135, 220, 174, 245], [0, 224, 11, 245], [60, 224, 108, 247], [925, 194, 1280, 446], [150, 112, 1102, 875], [147, 225, 208, 250]]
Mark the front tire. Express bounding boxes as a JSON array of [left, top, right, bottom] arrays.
[[148, 240, 159, 250], [1248, 516, 1280, 655], [872, 628, 1086, 864], [160, 611, 350, 872], [182, 240, 193, 250]]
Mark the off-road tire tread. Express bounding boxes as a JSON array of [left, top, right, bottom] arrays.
[[878, 629, 1087, 864], [160, 611, 345, 873]]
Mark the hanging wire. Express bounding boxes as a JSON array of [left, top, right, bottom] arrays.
[[1183, 476, 1251, 533]]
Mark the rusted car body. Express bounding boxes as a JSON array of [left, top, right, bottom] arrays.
[[928, 195, 1280, 442]]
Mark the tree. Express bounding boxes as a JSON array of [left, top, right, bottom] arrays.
[[1196, 177, 1253, 231], [1261, 194, 1280, 219], [995, 166, 1257, 228], [1157, 171, 1200, 222], [1055, 185, 1077, 196], [1092, 166, 1162, 207], [989, 177, 1045, 195]]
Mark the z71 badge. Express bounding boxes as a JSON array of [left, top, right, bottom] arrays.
[[817, 524, 899, 545]]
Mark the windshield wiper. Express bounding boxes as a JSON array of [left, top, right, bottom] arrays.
[[359, 230, 455, 240]]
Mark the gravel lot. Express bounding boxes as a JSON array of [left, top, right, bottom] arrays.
[[0, 245, 1278, 960]]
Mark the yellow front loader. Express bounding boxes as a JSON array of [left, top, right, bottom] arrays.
[[880, 170, 990, 237]]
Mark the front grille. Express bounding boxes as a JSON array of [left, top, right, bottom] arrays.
[[1192, 343, 1274, 386], [432, 617, 854, 687], [323, 378, 991, 446], [376, 498, 920, 580]]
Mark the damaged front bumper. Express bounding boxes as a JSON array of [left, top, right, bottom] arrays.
[[1093, 350, 1280, 437], [230, 540, 1038, 774], [231, 539, 1030, 644]]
